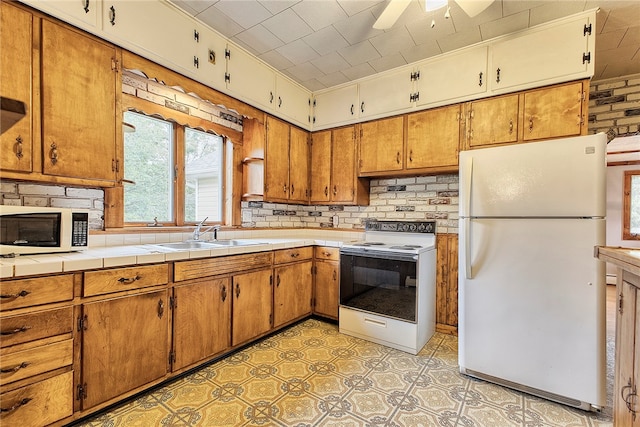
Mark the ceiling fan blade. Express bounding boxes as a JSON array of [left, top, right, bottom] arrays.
[[454, 0, 494, 17], [373, 0, 412, 29]]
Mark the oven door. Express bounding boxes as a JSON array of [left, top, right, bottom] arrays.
[[340, 248, 418, 322]]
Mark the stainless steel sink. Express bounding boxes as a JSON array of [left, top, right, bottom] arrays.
[[208, 239, 263, 246], [154, 241, 220, 250], [154, 240, 263, 250]]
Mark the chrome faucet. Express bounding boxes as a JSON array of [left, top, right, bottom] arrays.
[[192, 217, 221, 241]]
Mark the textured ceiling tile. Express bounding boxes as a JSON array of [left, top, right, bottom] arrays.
[[276, 39, 321, 63], [368, 52, 408, 72], [293, 0, 349, 31], [436, 26, 482, 52], [369, 27, 416, 56], [338, 40, 381, 66], [341, 62, 377, 80], [301, 78, 327, 91], [213, 0, 273, 29], [233, 25, 285, 55], [406, 14, 456, 45], [480, 10, 530, 40], [529, 1, 588, 27], [259, 0, 301, 15], [259, 50, 296, 70], [317, 71, 350, 87], [311, 51, 351, 74], [337, 0, 383, 17], [303, 26, 350, 56], [263, 8, 314, 44], [333, 9, 384, 45], [400, 40, 442, 63], [285, 61, 325, 81], [196, 6, 244, 38]]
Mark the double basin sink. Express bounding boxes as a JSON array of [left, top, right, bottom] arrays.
[[153, 240, 264, 250]]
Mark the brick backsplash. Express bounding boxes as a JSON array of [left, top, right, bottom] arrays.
[[589, 73, 640, 140], [240, 174, 460, 234]]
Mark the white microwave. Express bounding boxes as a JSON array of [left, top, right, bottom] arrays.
[[0, 205, 89, 255]]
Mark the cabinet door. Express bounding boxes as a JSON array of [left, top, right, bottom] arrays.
[[226, 43, 276, 111], [359, 67, 414, 119], [276, 75, 311, 128], [232, 269, 272, 346], [0, 2, 33, 173], [41, 20, 117, 181], [81, 290, 169, 409], [310, 130, 332, 204], [467, 93, 519, 148], [102, 0, 197, 75], [436, 234, 458, 329], [490, 14, 592, 93], [274, 261, 313, 328], [406, 105, 460, 170], [313, 84, 359, 130], [332, 126, 358, 203], [417, 46, 488, 107], [21, 0, 99, 29], [314, 260, 339, 319], [173, 278, 231, 371], [522, 82, 584, 141], [195, 23, 228, 90], [264, 117, 290, 203], [359, 116, 404, 175], [615, 279, 638, 426], [289, 127, 310, 204]]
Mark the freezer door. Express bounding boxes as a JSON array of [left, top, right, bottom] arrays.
[[459, 133, 606, 218], [458, 217, 606, 406]]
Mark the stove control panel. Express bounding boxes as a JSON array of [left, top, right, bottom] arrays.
[[365, 220, 435, 233]]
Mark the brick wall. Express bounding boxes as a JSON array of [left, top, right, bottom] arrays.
[[240, 174, 459, 234], [589, 72, 640, 140]]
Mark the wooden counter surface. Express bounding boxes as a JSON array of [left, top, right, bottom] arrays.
[[595, 245, 640, 277]]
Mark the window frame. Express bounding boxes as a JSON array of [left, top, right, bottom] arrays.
[[623, 169, 640, 240], [114, 92, 243, 229]]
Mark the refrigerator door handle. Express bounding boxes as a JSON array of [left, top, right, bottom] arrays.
[[461, 156, 473, 217], [464, 217, 472, 279]]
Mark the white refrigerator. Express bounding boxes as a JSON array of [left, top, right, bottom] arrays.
[[458, 133, 607, 411]]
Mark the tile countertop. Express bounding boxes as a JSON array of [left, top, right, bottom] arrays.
[[596, 245, 640, 277], [0, 229, 363, 279]]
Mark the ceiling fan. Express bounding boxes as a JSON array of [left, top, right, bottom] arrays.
[[373, 0, 495, 29]]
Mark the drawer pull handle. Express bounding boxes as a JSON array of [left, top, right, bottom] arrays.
[[1, 361, 30, 374], [323, 251, 331, 257], [0, 290, 30, 299], [622, 378, 637, 420], [235, 283, 241, 298], [0, 397, 32, 414], [221, 285, 227, 302], [0, 325, 31, 336], [157, 299, 164, 319], [290, 253, 299, 258], [118, 275, 140, 284]]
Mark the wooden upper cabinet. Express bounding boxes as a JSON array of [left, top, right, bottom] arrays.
[[359, 116, 404, 175], [310, 130, 332, 204], [41, 19, 119, 182], [466, 93, 520, 148], [264, 116, 290, 202], [289, 126, 310, 204], [332, 126, 361, 203], [406, 104, 461, 171], [0, 2, 33, 173], [522, 81, 585, 141]]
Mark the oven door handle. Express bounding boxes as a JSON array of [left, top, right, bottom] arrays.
[[339, 248, 418, 262]]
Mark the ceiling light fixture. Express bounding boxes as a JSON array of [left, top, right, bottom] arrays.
[[425, 0, 448, 12]]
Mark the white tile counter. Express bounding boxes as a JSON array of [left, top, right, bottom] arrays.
[[0, 229, 362, 278]]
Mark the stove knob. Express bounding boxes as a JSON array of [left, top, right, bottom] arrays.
[[417, 223, 426, 232], [409, 224, 417, 231]]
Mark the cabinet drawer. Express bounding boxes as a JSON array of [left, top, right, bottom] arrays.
[[315, 246, 340, 261], [1, 339, 73, 386], [0, 307, 73, 348], [0, 370, 73, 427], [84, 264, 169, 297], [0, 274, 74, 311], [175, 252, 274, 282], [274, 247, 313, 264]]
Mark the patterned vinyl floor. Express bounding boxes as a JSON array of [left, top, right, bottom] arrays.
[[76, 319, 612, 427]]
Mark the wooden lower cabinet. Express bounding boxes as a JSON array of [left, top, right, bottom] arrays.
[[436, 234, 458, 333], [80, 290, 169, 409], [172, 277, 231, 371], [615, 271, 640, 426], [274, 261, 313, 328], [232, 268, 273, 346], [313, 246, 340, 320], [0, 371, 74, 427]]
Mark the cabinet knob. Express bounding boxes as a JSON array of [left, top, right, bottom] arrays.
[[409, 150, 413, 163], [109, 5, 116, 25], [333, 185, 337, 196], [360, 102, 365, 113], [221, 285, 227, 302], [291, 183, 295, 195], [496, 67, 501, 84], [528, 116, 534, 132], [324, 186, 328, 197], [332, 270, 337, 281], [83, 0, 90, 13], [235, 283, 241, 298], [49, 142, 58, 165], [396, 151, 400, 164], [509, 119, 513, 134], [478, 71, 483, 87], [14, 136, 23, 159], [157, 299, 164, 319]]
